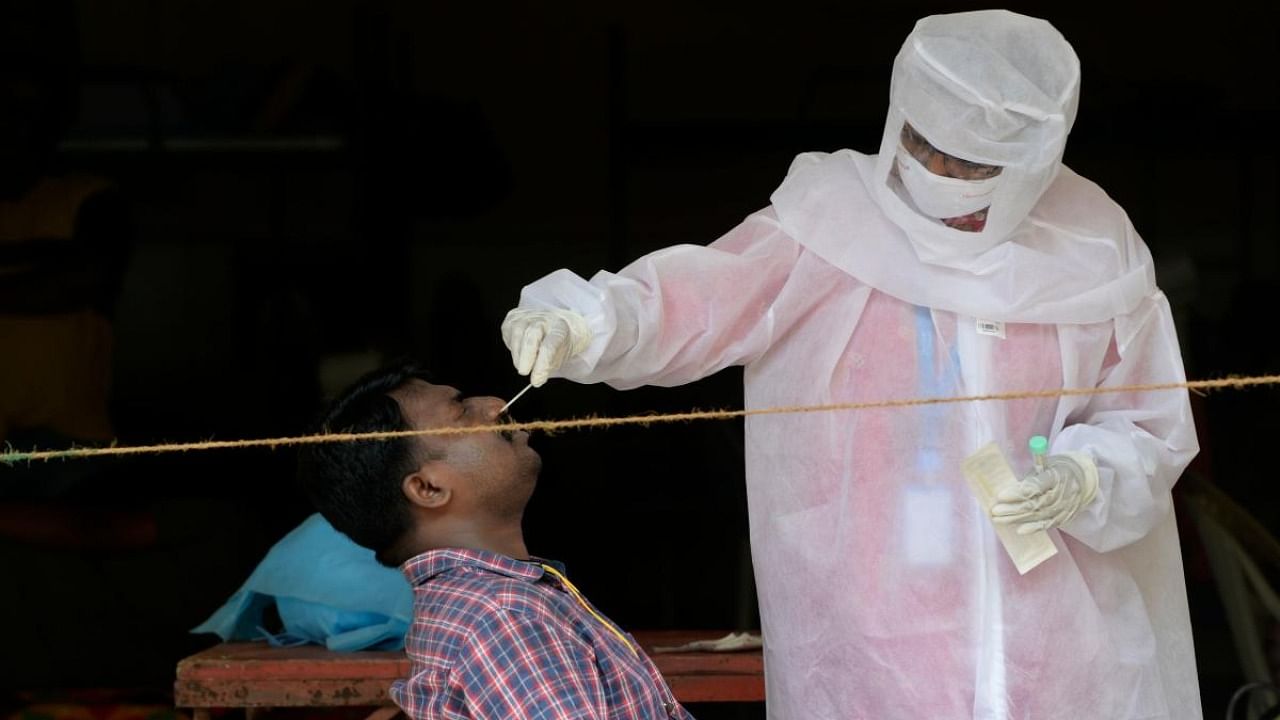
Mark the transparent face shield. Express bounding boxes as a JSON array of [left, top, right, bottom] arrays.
[[889, 123, 1004, 232]]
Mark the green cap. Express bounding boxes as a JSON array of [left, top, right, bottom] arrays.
[[1029, 435, 1049, 455]]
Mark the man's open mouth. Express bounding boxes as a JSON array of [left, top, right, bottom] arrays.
[[497, 412, 516, 442]]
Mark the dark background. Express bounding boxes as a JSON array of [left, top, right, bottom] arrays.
[[1, 1, 1277, 718]]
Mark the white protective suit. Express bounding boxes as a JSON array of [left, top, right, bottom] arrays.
[[515, 11, 1200, 719]]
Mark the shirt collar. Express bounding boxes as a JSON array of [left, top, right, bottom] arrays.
[[400, 547, 556, 587]]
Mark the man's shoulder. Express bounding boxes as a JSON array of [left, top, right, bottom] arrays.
[[407, 568, 575, 672], [778, 148, 867, 183], [1034, 165, 1132, 234], [414, 566, 561, 633]]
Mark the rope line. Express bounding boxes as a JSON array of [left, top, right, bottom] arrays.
[[3, 374, 1277, 465]]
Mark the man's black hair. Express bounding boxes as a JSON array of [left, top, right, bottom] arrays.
[[297, 360, 432, 567]]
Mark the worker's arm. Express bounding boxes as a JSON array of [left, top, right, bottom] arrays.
[[515, 207, 809, 389], [1051, 292, 1199, 552]]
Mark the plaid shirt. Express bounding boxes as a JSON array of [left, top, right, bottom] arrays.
[[390, 548, 695, 720]]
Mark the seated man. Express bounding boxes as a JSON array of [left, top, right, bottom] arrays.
[[298, 361, 694, 720]]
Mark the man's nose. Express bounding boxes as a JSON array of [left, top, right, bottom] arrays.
[[474, 396, 506, 421]]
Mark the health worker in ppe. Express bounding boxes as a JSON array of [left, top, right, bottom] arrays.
[[501, 10, 1200, 720]]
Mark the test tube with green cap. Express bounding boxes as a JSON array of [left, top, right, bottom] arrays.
[[1029, 435, 1049, 472]]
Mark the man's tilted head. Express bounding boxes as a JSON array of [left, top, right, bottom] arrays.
[[298, 361, 540, 566]]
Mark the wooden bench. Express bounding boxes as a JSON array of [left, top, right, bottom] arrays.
[[175, 630, 764, 718]]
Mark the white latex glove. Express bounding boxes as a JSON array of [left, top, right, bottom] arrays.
[[501, 308, 594, 387], [991, 452, 1099, 535]]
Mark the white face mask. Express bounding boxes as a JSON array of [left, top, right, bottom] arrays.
[[895, 145, 1002, 220]]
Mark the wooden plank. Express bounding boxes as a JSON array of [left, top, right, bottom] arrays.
[[177, 644, 410, 681], [651, 650, 762, 676], [177, 678, 396, 707], [666, 674, 767, 703], [175, 630, 763, 707]]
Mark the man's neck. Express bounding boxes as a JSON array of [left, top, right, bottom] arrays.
[[416, 524, 528, 561]]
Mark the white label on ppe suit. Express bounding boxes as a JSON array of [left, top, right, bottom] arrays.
[[976, 319, 1006, 339], [902, 484, 953, 566], [961, 443, 1058, 574]]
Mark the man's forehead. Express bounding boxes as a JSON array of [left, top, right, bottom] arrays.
[[392, 378, 450, 397], [389, 379, 457, 424]]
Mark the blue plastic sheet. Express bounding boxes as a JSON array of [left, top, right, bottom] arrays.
[[192, 514, 413, 651]]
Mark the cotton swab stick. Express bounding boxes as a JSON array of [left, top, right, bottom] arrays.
[[499, 382, 535, 415]]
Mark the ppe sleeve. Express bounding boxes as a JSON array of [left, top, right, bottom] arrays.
[[452, 611, 606, 720], [517, 208, 804, 388], [1053, 292, 1199, 552]]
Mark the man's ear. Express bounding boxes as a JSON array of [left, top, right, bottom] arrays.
[[403, 462, 452, 510]]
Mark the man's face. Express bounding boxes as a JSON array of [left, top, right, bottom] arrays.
[[899, 123, 1002, 180], [897, 122, 1002, 231], [390, 379, 540, 518]]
